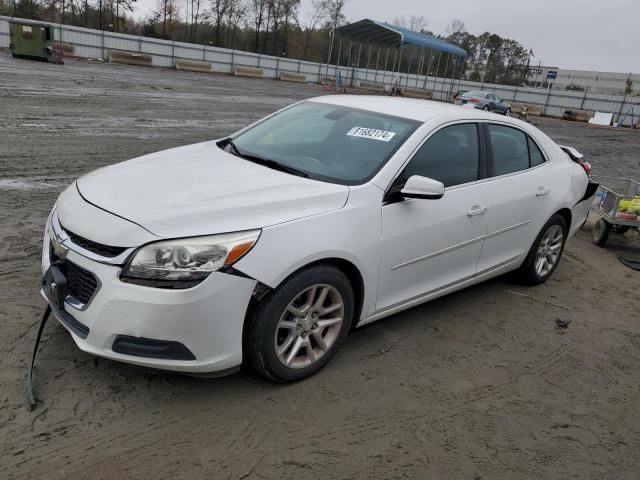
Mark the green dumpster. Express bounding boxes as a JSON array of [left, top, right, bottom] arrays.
[[9, 21, 54, 62]]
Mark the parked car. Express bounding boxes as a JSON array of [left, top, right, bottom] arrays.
[[451, 89, 468, 103], [42, 96, 595, 382], [456, 90, 512, 115]]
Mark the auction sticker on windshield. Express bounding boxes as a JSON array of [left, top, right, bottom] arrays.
[[347, 127, 396, 142]]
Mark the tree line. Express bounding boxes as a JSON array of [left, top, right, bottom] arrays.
[[2, 0, 535, 85]]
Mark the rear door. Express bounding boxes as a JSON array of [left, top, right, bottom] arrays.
[[487, 94, 505, 113], [377, 123, 491, 311], [476, 123, 552, 273]]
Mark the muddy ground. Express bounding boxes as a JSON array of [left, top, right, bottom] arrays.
[[1, 51, 639, 479]]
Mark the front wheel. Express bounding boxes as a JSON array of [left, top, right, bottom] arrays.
[[245, 265, 354, 382], [505, 108, 511, 116], [518, 215, 567, 285]]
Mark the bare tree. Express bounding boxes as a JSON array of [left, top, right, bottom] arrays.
[[445, 18, 465, 36], [250, 0, 267, 51], [322, 0, 346, 31], [298, 0, 326, 59], [114, 0, 137, 32], [279, 0, 299, 55], [210, 0, 230, 46], [224, 0, 245, 48], [154, 0, 178, 38], [392, 14, 427, 33], [190, 0, 203, 41]]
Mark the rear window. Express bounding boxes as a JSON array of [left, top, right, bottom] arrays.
[[528, 137, 546, 166], [488, 125, 547, 176], [488, 125, 529, 176]]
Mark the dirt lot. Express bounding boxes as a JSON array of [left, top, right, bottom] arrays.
[[1, 51, 639, 480]]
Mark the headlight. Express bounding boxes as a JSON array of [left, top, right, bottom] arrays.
[[121, 230, 260, 285]]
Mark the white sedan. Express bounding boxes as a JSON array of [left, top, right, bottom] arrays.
[[42, 96, 596, 382]]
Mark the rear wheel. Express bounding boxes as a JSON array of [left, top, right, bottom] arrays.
[[483, 105, 490, 111], [246, 265, 354, 382], [518, 214, 567, 285], [592, 218, 611, 246]]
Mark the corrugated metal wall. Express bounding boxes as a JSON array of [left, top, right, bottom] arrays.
[[2, 16, 639, 125]]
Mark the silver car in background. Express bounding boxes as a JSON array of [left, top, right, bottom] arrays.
[[456, 90, 512, 116]]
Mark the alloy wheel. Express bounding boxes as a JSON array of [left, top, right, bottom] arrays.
[[275, 284, 344, 369], [535, 225, 564, 276]]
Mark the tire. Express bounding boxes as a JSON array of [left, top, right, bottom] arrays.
[[592, 218, 611, 246], [246, 265, 354, 382], [518, 214, 568, 285], [505, 108, 511, 116], [483, 105, 490, 111]]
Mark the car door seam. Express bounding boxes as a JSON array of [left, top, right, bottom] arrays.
[[391, 219, 533, 271]]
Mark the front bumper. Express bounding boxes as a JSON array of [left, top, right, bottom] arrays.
[[41, 224, 257, 374]]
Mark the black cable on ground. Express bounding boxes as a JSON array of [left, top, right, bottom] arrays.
[[27, 305, 52, 411]]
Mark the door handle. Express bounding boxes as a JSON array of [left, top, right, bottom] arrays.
[[536, 187, 551, 196], [467, 206, 487, 217]]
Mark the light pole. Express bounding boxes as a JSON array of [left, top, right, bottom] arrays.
[[324, 28, 335, 79]]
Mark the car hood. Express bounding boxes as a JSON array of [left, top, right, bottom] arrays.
[[76, 141, 349, 239]]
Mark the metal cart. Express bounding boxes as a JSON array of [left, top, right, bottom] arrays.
[[589, 176, 640, 246]]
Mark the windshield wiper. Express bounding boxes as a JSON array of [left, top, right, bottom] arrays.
[[224, 138, 309, 178]]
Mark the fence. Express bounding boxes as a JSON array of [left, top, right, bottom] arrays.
[[1, 16, 639, 127]]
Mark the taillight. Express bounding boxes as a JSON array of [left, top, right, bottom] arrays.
[[469, 98, 480, 104], [581, 161, 591, 177]]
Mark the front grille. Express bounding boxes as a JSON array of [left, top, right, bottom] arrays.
[[61, 261, 98, 305], [62, 226, 127, 258], [49, 243, 99, 305]]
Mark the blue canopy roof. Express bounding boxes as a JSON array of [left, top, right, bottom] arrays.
[[335, 19, 466, 57]]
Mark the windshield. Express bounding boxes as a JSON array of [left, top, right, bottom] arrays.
[[229, 102, 419, 185]]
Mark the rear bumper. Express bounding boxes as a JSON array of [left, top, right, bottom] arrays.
[[569, 180, 599, 238]]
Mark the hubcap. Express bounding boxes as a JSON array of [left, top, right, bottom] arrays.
[[535, 225, 564, 276], [275, 284, 344, 369]]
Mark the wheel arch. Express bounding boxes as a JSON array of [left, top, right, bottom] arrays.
[[520, 206, 573, 268], [242, 256, 366, 351], [555, 207, 572, 232]]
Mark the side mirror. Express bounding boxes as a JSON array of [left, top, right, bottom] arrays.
[[400, 175, 445, 200]]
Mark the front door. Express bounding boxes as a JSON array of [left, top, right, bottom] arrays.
[[377, 123, 491, 312]]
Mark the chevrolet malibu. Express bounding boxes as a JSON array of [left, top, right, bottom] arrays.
[[42, 96, 596, 382]]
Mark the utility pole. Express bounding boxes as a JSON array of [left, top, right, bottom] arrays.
[[533, 60, 542, 87], [521, 48, 532, 86]]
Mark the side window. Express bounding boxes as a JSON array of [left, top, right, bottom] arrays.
[[488, 124, 529, 176], [528, 136, 546, 167], [403, 124, 480, 187], [487, 94, 496, 101]]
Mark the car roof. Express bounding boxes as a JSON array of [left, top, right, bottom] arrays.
[[311, 94, 500, 123], [462, 90, 489, 96]]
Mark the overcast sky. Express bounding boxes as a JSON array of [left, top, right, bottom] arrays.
[[134, 0, 639, 73]]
